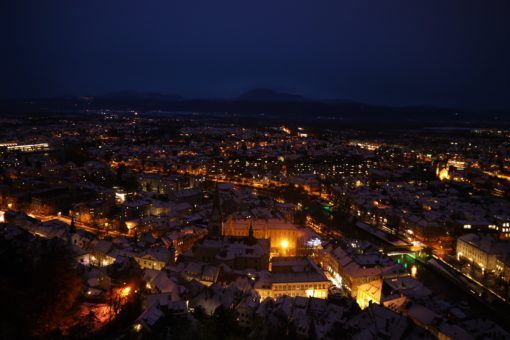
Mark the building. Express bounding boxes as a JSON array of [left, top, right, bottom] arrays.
[[356, 276, 431, 310], [456, 233, 508, 271], [134, 247, 174, 270], [73, 201, 112, 225], [223, 217, 313, 256], [184, 236, 270, 271], [121, 198, 152, 219], [89, 240, 117, 267], [182, 262, 220, 286], [322, 241, 405, 298], [356, 279, 383, 310], [495, 215, 510, 239], [6, 143, 49, 153], [255, 257, 330, 299], [184, 188, 271, 271]]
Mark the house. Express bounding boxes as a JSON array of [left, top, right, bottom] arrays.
[[134, 246, 173, 270], [70, 229, 94, 249], [89, 240, 116, 267], [235, 296, 259, 328]]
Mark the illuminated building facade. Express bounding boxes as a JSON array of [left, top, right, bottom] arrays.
[[322, 242, 405, 298], [255, 257, 330, 299], [456, 233, 505, 271], [134, 248, 173, 271], [5, 143, 50, 152], [223, 217, 311, 256], [356, 279, 382, 310]]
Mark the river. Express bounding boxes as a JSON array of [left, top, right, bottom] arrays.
[[336, 222, 510, 330]]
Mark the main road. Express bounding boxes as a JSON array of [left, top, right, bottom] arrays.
[[29, 212, 130, 238]]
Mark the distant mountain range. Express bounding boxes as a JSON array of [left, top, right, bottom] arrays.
[[0, 89, 508, 124], [237, 89, 305, 102], [102, 90, 184, 102]]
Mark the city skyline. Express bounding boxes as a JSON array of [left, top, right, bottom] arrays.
[[2, 1, 510, 339]]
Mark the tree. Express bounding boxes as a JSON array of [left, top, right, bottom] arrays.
[[0, 231, 83, 338]]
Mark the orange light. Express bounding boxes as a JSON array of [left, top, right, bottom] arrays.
[[280, 239, 289, 249], [411, 265, 418, 278], [120, 286, 131, 298], [438, 168, 450, 181]]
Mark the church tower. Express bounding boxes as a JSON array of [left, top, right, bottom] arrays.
[[66, 212, 77, 246], [209, 184, 223, 237], [246, 218, 257, 245], [69, 213, 77, 234]]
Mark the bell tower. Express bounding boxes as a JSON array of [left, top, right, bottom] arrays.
[[246, 218, 257, 245]]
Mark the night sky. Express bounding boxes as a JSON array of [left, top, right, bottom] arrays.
[[1, 0, 509, 109]]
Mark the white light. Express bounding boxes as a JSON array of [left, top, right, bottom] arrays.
[[306, 238, 322, 247]]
